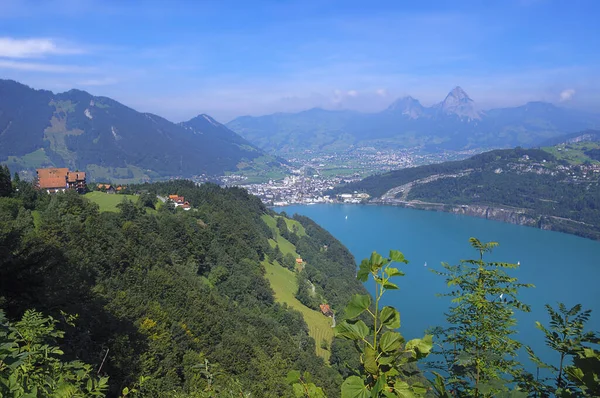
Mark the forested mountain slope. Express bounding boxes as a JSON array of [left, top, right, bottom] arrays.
[[0, 177, 366, 397], [330, 145, 600, 240], [0, 79, 281, 182]]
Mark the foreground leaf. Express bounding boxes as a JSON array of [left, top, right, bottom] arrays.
[[341, 376, 371, 398], [380, 331, 404, 353], [379, 306, 400, 329], [345, 294, 371, 319], [334, 320, 370, 341]]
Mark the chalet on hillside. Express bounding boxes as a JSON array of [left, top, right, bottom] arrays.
[[319, 304, 333, 317], [168, 194, 192, 211], [168, 194, 185, 204], [37, 168, 87, 194], [295, 258, 303, 265], [97, 184, 116, 194]]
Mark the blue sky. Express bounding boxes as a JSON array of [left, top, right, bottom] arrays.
[[0, 0, 598, 122]]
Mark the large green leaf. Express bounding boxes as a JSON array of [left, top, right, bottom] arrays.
[[341, 376, 371, 398], [405, 335, 433, 359], [379, 331, 403, 353], [392, 381, 415, 398], [306, 384, 327, 398], [379, 306, 400, 329], [378, 353, 395, 365], [363, 346, 379, 375], [345, 294, 371, 319], [385, 267, 405, 278], [286, 370, 301, 384], [389, 250, 408, 264], [382, 281, 399, 290], [334, 320, 370, 341], [372, 373, 387, 397], [357, 259, 371, 282], [369, 251, 384, 271]]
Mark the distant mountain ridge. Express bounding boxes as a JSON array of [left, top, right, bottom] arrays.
[[0, 79, 278, 182], [227, 87, 600, 154], [538, 129, 600, 147]]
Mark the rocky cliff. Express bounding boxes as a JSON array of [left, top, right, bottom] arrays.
[[372, 199, 600, 240]]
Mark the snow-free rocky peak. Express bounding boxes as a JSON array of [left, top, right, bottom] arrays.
[[439, 86, 481, 120], [386, 96, 425, 119]]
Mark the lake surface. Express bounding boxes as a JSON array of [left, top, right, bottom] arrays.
[[278, 204, 600, 368]]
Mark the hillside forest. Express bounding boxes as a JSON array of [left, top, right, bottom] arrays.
[[0, 165, 598, 397], [330, 147, 600, 240]]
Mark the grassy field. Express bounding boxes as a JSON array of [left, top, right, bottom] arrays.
[[283, 218, 307, 236], [262, 213, 307, 237], [543, 142, 600, 165], [84, 191, 140, 212], [262, 214, 301, 257], [262, 259, 334, 360], [260, 213, 333, 359]]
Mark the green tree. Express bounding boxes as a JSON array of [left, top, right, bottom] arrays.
[[563, 346, 600, 397], [284, 252, 297, 270], [274, 244, 284, 264], [139, 191, 157, 209], [334, 250, 433, 397], [0, 165, 12, 197], [525, 303, 599, 396], [287, 371, 326, 398], [117, 197, 141, 220], [276, 216, 288, 236], [431, 238, 533, 397], [296, 271, 319, 310], [0, 309, 108, 397]]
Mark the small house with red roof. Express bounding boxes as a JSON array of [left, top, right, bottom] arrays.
[[319, 304, 333, 317]]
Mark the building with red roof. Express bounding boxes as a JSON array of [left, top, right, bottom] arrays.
[[36, 168, 87, 194]]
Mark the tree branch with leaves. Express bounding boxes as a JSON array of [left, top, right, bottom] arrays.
[[334, 250, 433, 398]]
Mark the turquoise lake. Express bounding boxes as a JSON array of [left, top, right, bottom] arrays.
[[278, 204, 600, 368]]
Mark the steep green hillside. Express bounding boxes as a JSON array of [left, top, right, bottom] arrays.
[[262, 258, 334, 360], [260, 213, 337, 360], [331, 145, 600, 240], [1, 178, 367, 397]]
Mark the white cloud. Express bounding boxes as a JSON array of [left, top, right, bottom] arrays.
[[0, 59, 93, 73], [559, 88, 575, 102], [0, 37, 83, 58], [346, 90, 358, 97], [376, 88, 388, 97]]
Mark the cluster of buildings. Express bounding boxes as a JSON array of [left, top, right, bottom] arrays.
[[240, 172, 371, 206], [36, 168, 87, 194], [502, 155, 600, 181], [336, 192, 370, 203], [96, 183, 127, 193], [241, 172, 358, 206], [168, 194, 192, 210]]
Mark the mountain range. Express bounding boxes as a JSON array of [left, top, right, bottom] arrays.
[[0, 79, 281, 182], [227, 87, 600, 154]]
